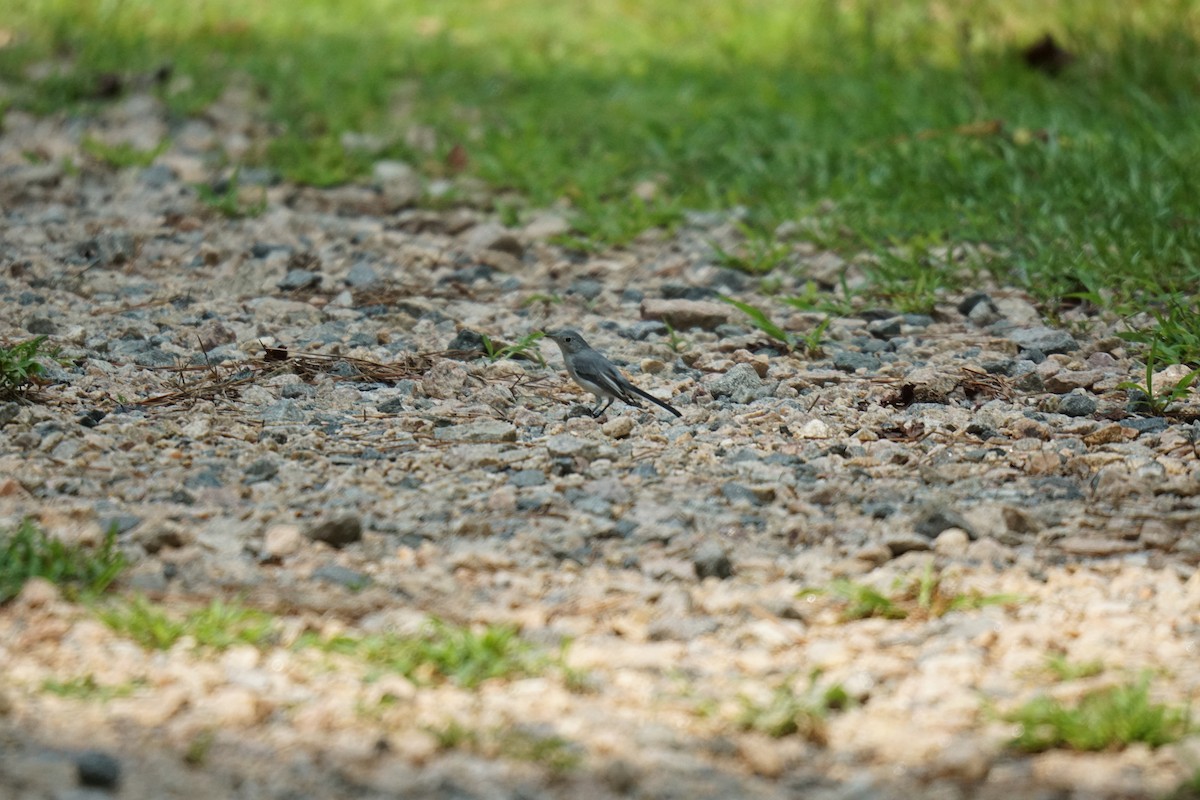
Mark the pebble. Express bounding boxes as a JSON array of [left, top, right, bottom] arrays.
[[707, 363, 764, 402], [602, 416, 636, 439], [304, 515, 363, 547], [1009, 326, 1078, 355], [76, 751, 121, 789], [692, 541, 733, 580], [639, 298, 732, 330], [432, 420, 518, 443]]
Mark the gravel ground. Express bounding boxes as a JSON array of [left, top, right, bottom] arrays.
[[2, 93, 1200, 800]]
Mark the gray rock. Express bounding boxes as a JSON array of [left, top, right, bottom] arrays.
[[509, 469, 547, 488], [885, 534, 932, 556], [312, 563, 371, 590], [345, 260, 380, 288], [833, 351, 881, 373], [569, 279, 604, 300], [624, 320, 668, 341], [1057, 392, 1097, 417], [77, 750, 121, 788], [0, 402, 20, 427], [280, 383, 316, 399], [721, 482, 762, 506], [866, 318, 903, 339], [305, 515, 363, 548], [432, 420, 517, 443], [138, 163, 176, 188], [243, 458, 279, 483], [707, 363, 763, 403], [463, 222, 524, 258], [259, 400, 305, 423], [640, 298, 731, 330], [914, 506, 976, 539], [901, 366, 959, 404], [956, 292, 993, 316], [546, 434, 601, 459], [693, 541, 733, 580], [26, 316, 56, 334], [1009, 326, 1078, 355], [278, 269, 322, 290], [446, 328, 486, 353]]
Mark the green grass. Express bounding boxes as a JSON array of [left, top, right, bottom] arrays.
[[737, 675, 849, 742], [97, 595, 278, 650], [81, 135, 168, 168], [428, 722, 582, 773], [0, 518, 125, 603], [194, 168, 267, 218], [0, 336, 55, 400], [42, 674, 145, 700], [480, 330, 546, 367], [1044, 654, 1105, 682], [801, 567, 1021, 622], [303, 619, 553, 688], [1006, 680, 1191, 752], [2, 2, 1198, 310]]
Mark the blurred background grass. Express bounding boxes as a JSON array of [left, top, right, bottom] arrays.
[[2, 0, 1198, 314]]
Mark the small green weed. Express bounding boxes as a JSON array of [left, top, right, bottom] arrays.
[[98, 596, 278, 651], [0, 336, 55, 400], [1006, 680, 1191, 752], [266, 134, 375, 188], [1044, 654, 1105, 682], [712, 224, 792, 275], [0, 519, 125, 603], [429, 723, 581, 773], [1119, 298, 1200, 367], [664, 320, 686, 354], [81, 136, 168, 169], [737, 675, 849, 742], [497, 728, 582, 773], [1166, 768, 1200, 800], [783, 280, 855, 317], [42, 674, 144, 701], [480, 331, 546, 367], [194, 169, 267, 219], [1117, 341, 1200, 416], [720, 296, 794, 350], [802, 567, 1020, 623], [184, 729, 217, 767], [304, 620, 549, 689], [521, 293, 563, 308]]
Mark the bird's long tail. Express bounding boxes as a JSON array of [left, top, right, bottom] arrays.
[[625, 383, 682, 418]]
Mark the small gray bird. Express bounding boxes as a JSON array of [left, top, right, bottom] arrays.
[[544, 329, 682, 418]]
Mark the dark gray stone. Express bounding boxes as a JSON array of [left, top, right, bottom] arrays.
[[243, 458, 279, 483], [26, 316, 56, 334], [1057, 392, 1097, 417], [305, 515, 363, 548], [914, 506, 975, 539], [624, 321, 668, 341], [866, 318, 902, 339], [661, 283, 717, 301], [278, 269, 322, 291], [280, 383, 316, 399], [693, 541, 733, 580], [447, 328, 485, 352], [721, 482, 762, 506], [77, 750, 121, 789], [345, 260, 379, 287], [569, 279, 604, 300], [1126, 416, 1169, 434], [312, 563, 371, 590], [833, 351, 881, 373], [1009, 326, 1078, 355], [376, 397, 406, 414], [707, 363, 763, 403], [957, 292, 993, 316]]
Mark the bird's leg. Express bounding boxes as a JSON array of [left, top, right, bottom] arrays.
[[591, 397, 613, 418]]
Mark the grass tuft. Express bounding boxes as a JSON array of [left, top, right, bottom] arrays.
[[0, 519, 125, 603], [97, 596, 278, 651], [1006, 680, 1191, 752], [0, 336, 56, 400], [303, 619, 553, 688], [737, 675, 849, 742]]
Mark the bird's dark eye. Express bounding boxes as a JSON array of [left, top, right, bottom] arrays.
[[565, 337, 572, 342]]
